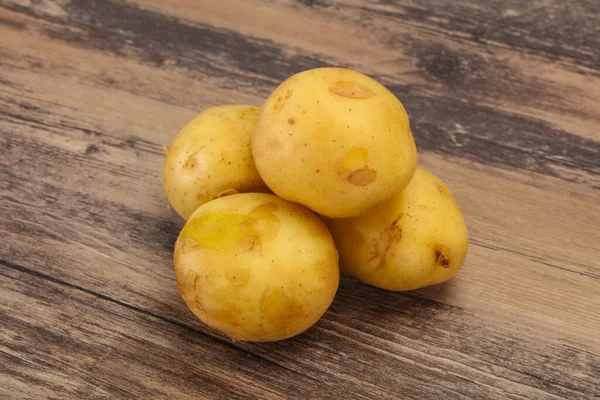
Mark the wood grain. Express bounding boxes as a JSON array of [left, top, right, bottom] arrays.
[[1, 0, 599, 398], [1, 263, 328, 399]]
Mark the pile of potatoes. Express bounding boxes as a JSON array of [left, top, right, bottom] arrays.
[[163, 68, 468, 342]]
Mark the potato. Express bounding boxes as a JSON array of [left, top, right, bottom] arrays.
[[252, 67, 417, 218], [174, 193, 340, 342], [163, 105, 269, 220], [326, 167, 468, 291]]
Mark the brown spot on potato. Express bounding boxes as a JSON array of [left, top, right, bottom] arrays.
[[273, 96, 284, 113], [184, 154, 196, 168], [288, 117, 296, 125], [368, 220, 402, 269], [434, 245, 451, 268], [213, 188, 238, 199], [197, 188, 208, 199], [346, 167, 377, 186], [437, 183, 451, 196], [329, 81, 373, 99], [340, 148, 376, 185]]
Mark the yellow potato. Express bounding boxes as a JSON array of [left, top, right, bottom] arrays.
[[326, 167, 468, 291], [174, 193, 339, 342], [163, 105, 269, 220], [252, 67, 417, 218]]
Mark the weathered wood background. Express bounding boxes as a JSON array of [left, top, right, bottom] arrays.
[[1, 0, 599, 398]]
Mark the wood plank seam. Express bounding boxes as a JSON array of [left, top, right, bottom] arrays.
[[0, 259, 322, 383]]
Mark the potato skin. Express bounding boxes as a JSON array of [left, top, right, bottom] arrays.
[[163, 105, 269, 220], [252, 68, 417, 219], [326, 167, 468, 291], [174, 193, 339, 342]]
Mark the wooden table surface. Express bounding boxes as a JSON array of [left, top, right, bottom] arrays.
[[1, 0, 599, 398]]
